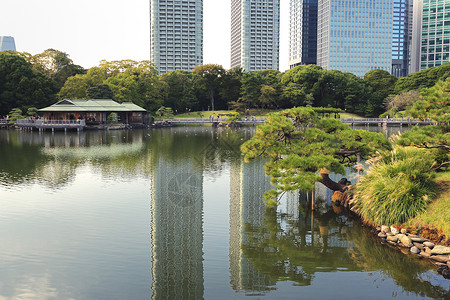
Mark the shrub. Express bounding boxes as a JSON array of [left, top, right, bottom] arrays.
[[352, 147, 437, 226]]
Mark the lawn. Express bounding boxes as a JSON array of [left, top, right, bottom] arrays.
[[404, 171, 450, 244]]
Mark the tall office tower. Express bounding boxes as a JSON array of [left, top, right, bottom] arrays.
[[392, 0, 413, 77], [231, 0, 280, 71], [0, 36, 16, 51], [150, 0, 203, 75], [411, 0, 450, 73], [410, 0, 423, 73], [288, 0, 318, 69], [317, 0, 394, 78]]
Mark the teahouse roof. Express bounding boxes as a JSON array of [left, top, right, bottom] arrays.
[[38, 99, 147, 113]]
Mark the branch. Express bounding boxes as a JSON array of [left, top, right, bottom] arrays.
[[418, 143, 450, 151], [433, 161, 450, 170], [335, 149, 362, 157]]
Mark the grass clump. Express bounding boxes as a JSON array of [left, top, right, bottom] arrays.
[[352, 146, 437, 226]]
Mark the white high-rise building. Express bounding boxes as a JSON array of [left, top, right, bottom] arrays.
[[150, 0, 203, 75], [0, 36, 16, 51], [231, 0, 280, 71], [317, 0, 394, 77]]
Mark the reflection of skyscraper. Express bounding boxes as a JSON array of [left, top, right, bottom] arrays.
[[151, 157, 204, 299], [229, 159, 275, 294]]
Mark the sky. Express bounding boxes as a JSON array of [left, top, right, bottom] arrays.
[[1, 0, 290, 71]]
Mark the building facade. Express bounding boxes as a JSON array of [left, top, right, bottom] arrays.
[[411, 0, 450, 73], [150, 0, 203, 75], [288, 0, 318, 68], [231, 0, 280, 71], [0, 36, 16, 51], [392, 0, 413, 77], [317, 0, 394, 77]]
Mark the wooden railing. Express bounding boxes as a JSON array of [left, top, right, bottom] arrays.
[[17, 119, 86, 127]]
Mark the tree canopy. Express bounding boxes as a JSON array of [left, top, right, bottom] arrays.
[[241, 107, 391, 207]]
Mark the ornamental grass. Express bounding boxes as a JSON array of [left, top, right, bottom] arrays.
[[352, 147, 437, 226]]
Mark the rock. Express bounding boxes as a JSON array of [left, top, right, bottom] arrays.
[[423, 242, 435, 249], [381, 225, 390, 233], [400, 235, 413, 248], [386, 232, 394, 236], [396, 233, 405, 239], [410, 246, 420, 254], [425, 247, 432, 254], [437, 265, 450, 279], [386, 235, 398, 243], [410, 237, 425, 243], [376, 226, 381, 232], [448, 261, 450, 268], [400, 228, 408, 234], [420, 251, 431, 258], [390, 226, 399, 235], [430, 255, 450, 263], [413, 242, 425, 251], [378, 232, 387, 238], [431, 245, 450, 255], [400, 248, 411, 255]]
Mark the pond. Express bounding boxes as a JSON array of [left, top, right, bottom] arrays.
[[0, 126, 448, 299]]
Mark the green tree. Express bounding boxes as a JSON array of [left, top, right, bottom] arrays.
[[193, 64, 226, 111], [29, 49, 86, 91], [363, 70, 397, 117], [0, 52, 56, 115], [86, 84, 115, 99], [159, 70, 198, 112], [241, 107, 391, 207], [394, 62, 450, 94], [220, 67, 243, 107], [239, 71, 264, 108]]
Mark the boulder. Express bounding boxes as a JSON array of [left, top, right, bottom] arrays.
[[423, 242, 435, 249], [431, 245, 450, 255], [410, 237, 425, 243], [400, 228, 408, 234], [420, 251, 431, 258], [410, 246, 420, 254], [386, 235, 398, 243], [425, 247, 432, 254], [448, 261, 450, 268], [430, 255, 450, 263], [390, 226, 399, 235], [378, 232, 387, 239], [381, 225, 390, 233], [413, 242, 425, 251], [400, 235, 413, 248]]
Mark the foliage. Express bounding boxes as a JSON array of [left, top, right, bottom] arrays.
[[364, 69, 397, 117], [381, 90, 421, 118], [28, 49, 86, 91], [8, 108, 24, 124], [107, 112, 119, 124], [0, 52, 56, 115], [353, 147, 437, 226], [394, 62, 450, 94], [405, 171, 450, 241], [155, 106, 174, 118], [408, 78, 450, 124], [26, 107, 38, 117], [193, 64, 226, 111], [241, 107, 390, 207], [159, 70, 198, 112], [86, 84, 115, 99]]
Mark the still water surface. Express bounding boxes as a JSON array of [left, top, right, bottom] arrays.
[[0, 126, 448, 299]]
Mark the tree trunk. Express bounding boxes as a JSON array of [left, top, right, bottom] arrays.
[[318, 172, 347, 192]]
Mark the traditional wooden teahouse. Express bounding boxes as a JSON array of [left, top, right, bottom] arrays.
[[38, 99, 148, 126]]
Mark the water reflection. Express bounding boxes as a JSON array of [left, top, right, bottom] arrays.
[[229, 159, 276, 295], [0, 127, 448, 299], [151, 157, 204, 299], [242, 195, 449, 298]]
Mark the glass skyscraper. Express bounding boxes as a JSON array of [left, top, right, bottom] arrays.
[[150, 0, 203, 75], [392, 0, 413, 77], [0, 36, 16, 51], [289, 0, 318, 68], [317, 0, 394, 78], [418, 0, 450, 70], [231, 0, 280, 71]]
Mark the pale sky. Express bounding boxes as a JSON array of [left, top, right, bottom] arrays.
[[1, 0, 289, 71]]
